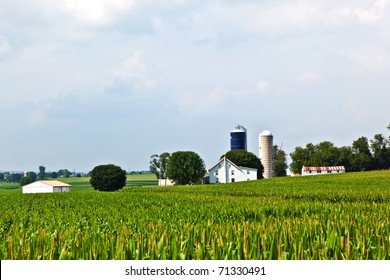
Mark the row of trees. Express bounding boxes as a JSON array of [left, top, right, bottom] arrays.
[[0, 167, 74, 186], [290, 125, 390, 174]]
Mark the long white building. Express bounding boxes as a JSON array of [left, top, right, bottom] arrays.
[[208, 157, 257, 184], [301, 166, 345, 176]]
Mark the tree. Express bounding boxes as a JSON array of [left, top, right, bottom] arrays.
[[370, 134, 390, 169], [90, 164, 127, 191], [149, 152, 170, 179], [63, 169, 70, 178], [51, 172, 58, 178], [27, 171, 37, 182], [39, 166, 45, 180], [273, 145, 288, 177], [10, 173, 23, 183], [289, 146, 309, 175], [222, 150, 264, 179], [337, 146, 353, 172], [19, 176, 32, 186], [166, 151, 206, 185], [351, 137, 373, 171]]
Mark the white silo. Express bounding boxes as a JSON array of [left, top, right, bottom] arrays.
[[259, 130, 273, 179]]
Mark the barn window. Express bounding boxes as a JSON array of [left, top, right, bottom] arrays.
[[317, 170, 321, 174]]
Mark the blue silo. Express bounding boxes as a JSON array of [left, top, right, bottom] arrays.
[[230, 125, 247, 151]]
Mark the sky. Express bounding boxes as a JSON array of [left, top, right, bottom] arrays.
[[1, 0, 389, 173]]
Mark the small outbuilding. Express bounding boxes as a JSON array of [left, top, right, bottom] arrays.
[[301, 166, 345, 176], [22, 180, 71, 194]]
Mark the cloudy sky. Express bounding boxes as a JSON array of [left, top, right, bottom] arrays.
[[1, 0, 389, 173]]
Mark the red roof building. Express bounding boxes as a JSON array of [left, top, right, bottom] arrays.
[[302, 166, 345, 176]]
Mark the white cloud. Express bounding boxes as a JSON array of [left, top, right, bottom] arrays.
[[355, 0, 387, 23], [347, 46, 390, 70], [327, 0, 388, 25], [256, 80, 269, 93], [298, 72, 322, 83], [111, 52, 155, 89], [61, 0, 135, 25], [0, 37, 10, 54], [122, 52, 146, 74]]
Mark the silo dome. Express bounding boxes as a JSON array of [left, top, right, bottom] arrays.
[[260, 130, 272, 136]]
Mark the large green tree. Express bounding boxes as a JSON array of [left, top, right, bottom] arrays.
[[149, 152, 170, 179], [90, 164, 127, 191], [221, 150, 264, 179], [166, 151, 206, 185]]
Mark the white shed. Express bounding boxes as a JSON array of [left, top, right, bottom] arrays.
[[22, 180, 71, 194], [208, 157, 257, 184]]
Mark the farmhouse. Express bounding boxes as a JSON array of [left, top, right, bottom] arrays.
[[22, 180, 71, 194], [208, 157, 257, 184], [302, 166, 345, 176]]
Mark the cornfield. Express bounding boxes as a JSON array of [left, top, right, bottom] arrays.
[[0, 171, 389, 259]]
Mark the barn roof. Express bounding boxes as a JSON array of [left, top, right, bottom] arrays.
[[302, 166, 345, 171], [208, 157, 258, 173], [23, 180, 71, 188]]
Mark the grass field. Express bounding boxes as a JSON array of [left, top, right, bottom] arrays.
[[0, 171, 389, 260]]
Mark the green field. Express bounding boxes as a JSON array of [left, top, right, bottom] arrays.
[[0, 173, 158, 193], [0, 171, 389, 260]]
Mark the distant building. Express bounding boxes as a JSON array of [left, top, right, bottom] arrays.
[[301, 166, 345, 176], [208, 157, 257, 184], [22, 180, 71, 194], [158, 178, 175, 186]]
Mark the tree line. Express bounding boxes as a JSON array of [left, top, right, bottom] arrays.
[[0, 167, 75, 185], [290, 124, 390, 174]]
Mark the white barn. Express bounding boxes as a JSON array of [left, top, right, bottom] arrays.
[[302, 166, 345, 176], [22, 180, 71, 194], [208, 157, 257, 184]]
